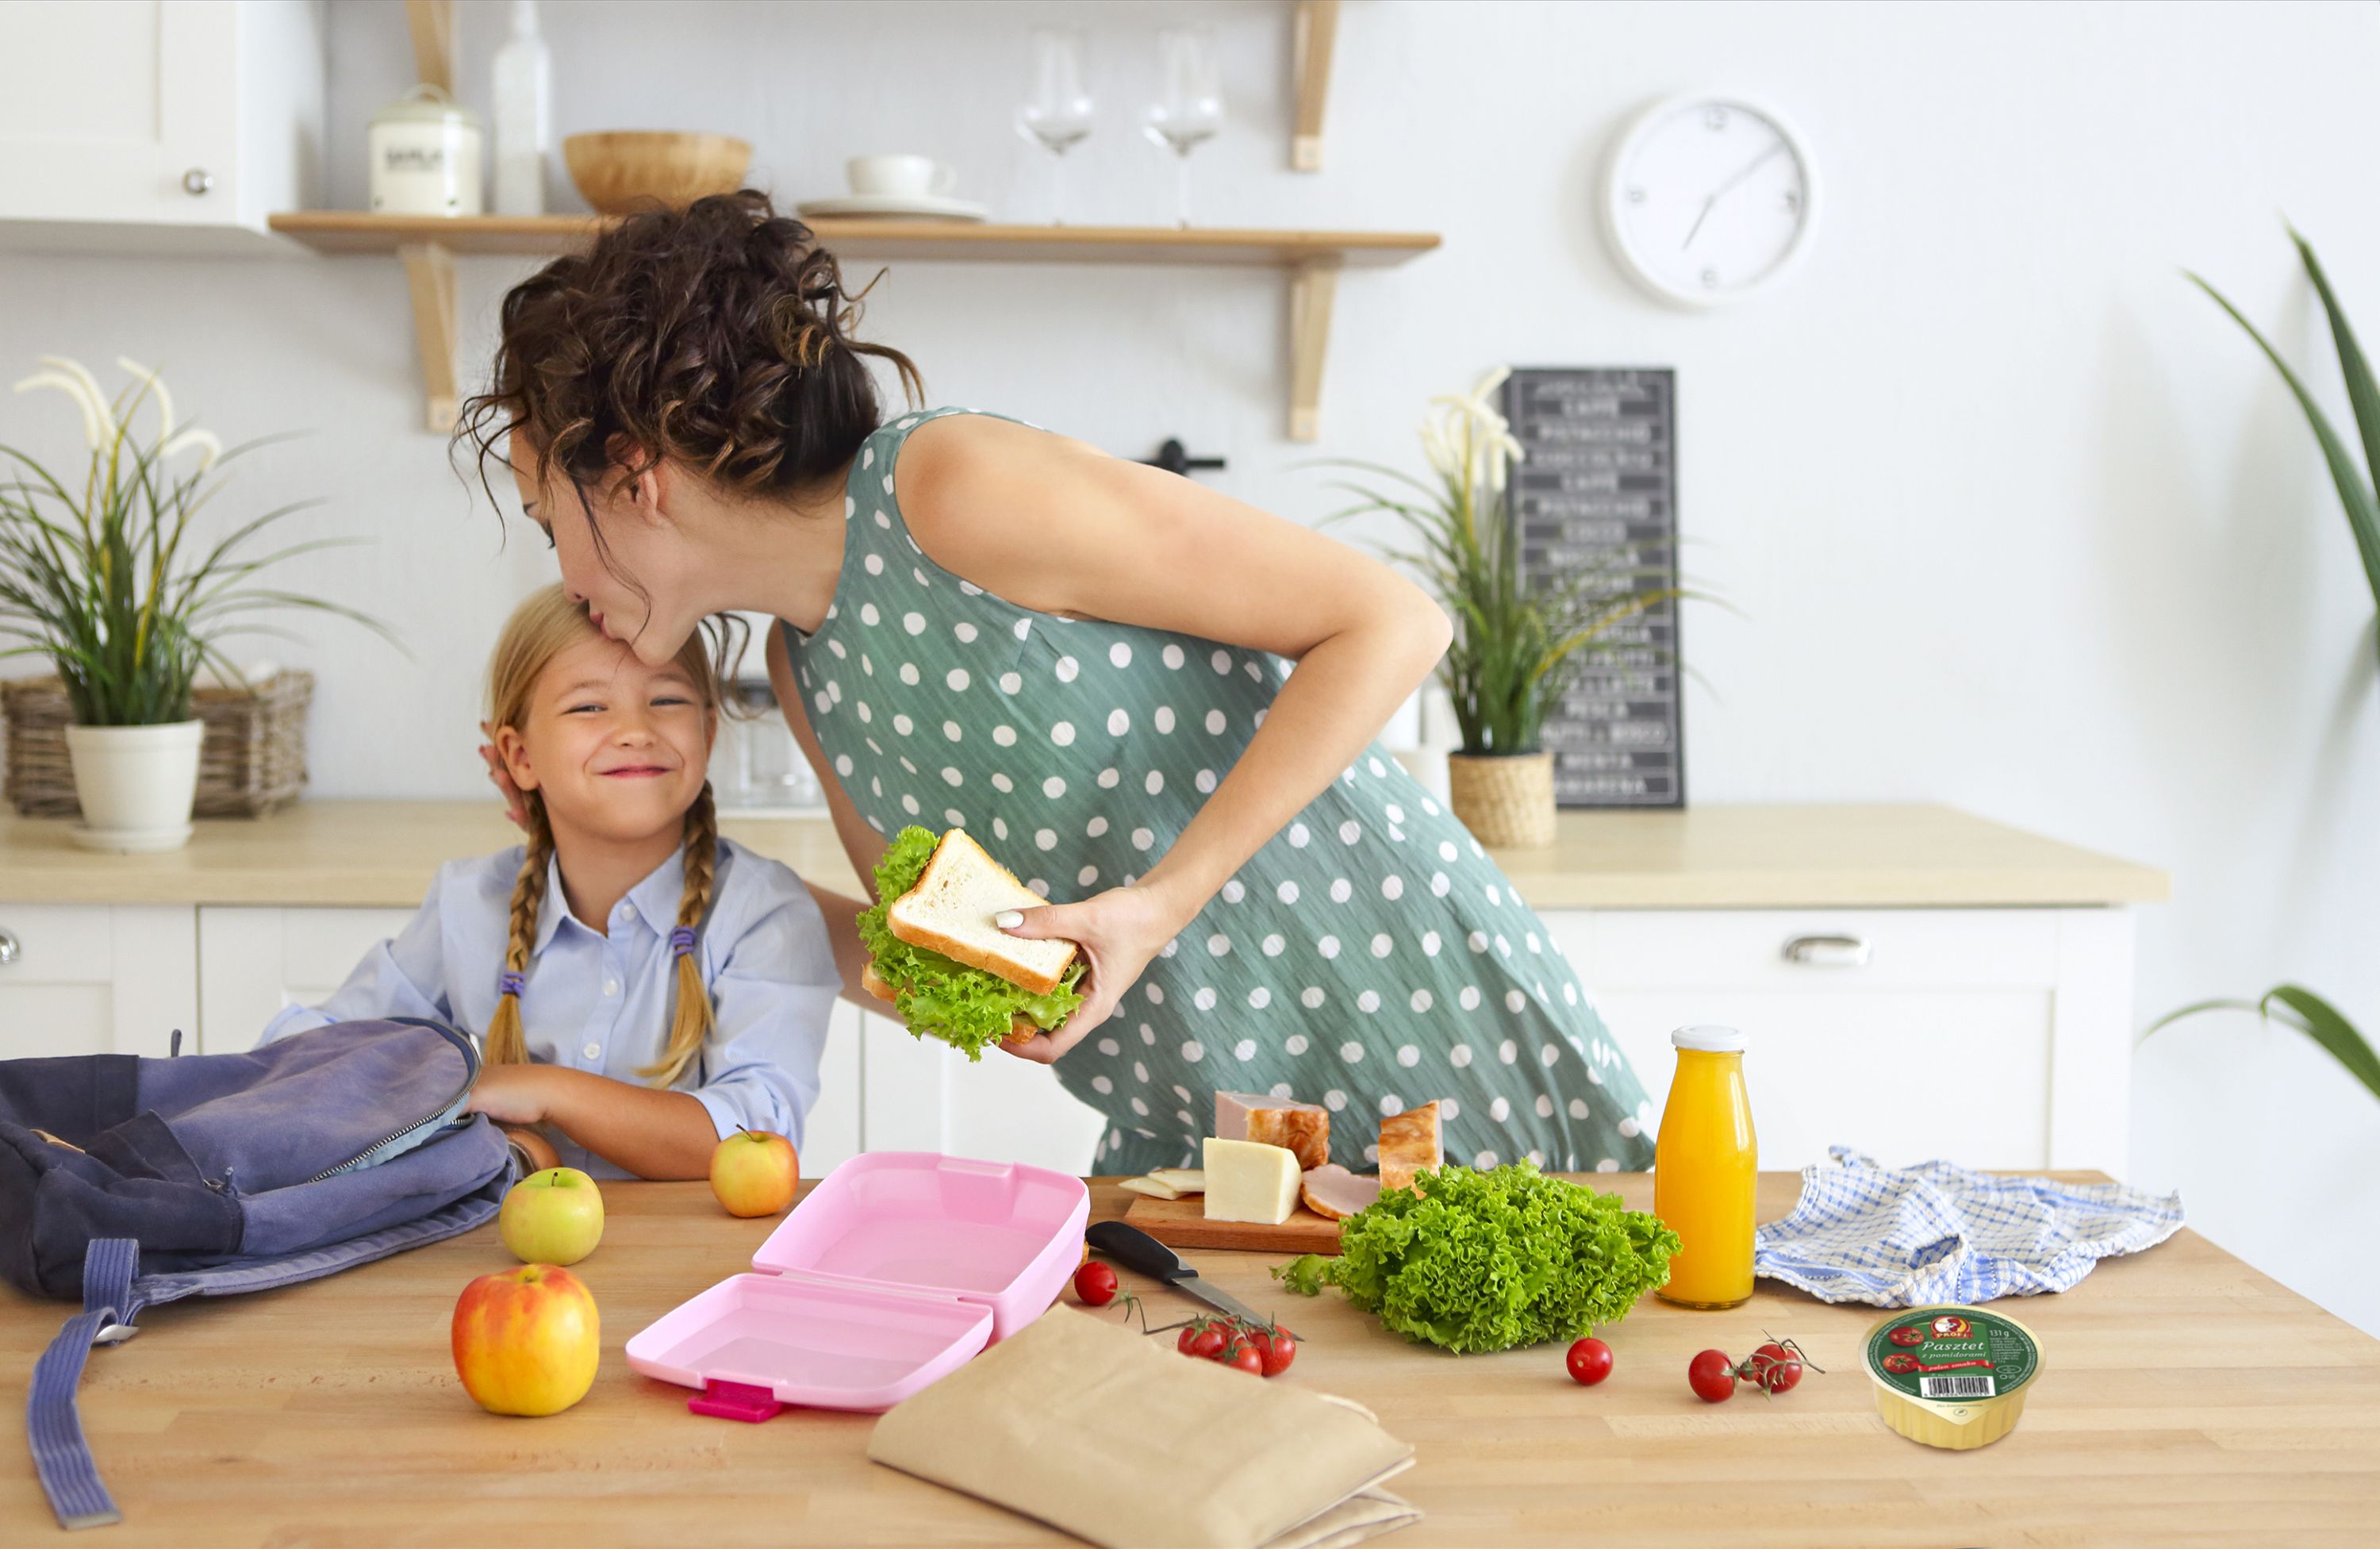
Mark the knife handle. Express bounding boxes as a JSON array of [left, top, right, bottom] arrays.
[[1086, 1220, 1193, 1282]]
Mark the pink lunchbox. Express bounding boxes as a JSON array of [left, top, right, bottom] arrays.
[[625, 1151, 1089, 1420]]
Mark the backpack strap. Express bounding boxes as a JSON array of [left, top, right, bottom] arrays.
[[28, 1237, 144, 1529]]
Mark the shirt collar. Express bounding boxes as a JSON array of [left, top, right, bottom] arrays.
[[531, 843, 693, 954]]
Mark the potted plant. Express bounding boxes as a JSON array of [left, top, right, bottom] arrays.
[[1322, 368, 1681, 848], [2, 356, 390, 851], [2144, 233, 2380, 1099]]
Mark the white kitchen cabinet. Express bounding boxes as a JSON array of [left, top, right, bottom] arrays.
[[0, 903, 194, 1059], [1543, 907, 2135, 1174], [0, 0, 323, 252], [861, 1009, 1110, 1174]]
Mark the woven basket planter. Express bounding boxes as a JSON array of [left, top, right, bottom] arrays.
[[1447, 748, 1557, 848], [2, 671, 313, 819]]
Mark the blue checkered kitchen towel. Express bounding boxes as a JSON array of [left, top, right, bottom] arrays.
[[1752, 1147, 2186, 1306]]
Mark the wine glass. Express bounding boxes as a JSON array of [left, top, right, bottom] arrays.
[[1015, 29, 1093, 225], [1143, 28, 1222, 229]]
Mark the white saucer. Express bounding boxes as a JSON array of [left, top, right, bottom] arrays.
[[70, 821, 194, 853], [797, 194, 991, 222]]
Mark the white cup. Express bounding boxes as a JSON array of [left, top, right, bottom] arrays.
[[846, 154, 956, 199]]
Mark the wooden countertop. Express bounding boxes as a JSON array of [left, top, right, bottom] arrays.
[[0, 801, 2166, 910], [0, 1172, 2362, 1547]]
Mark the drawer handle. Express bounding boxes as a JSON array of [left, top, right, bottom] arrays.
[[1783, 933, 1870, 967], [0, 928, 17, 967]]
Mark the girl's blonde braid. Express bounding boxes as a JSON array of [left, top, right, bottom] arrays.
[[642, 781, 720, 1087]]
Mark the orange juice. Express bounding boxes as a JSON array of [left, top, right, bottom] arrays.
[[1653, 1025, 1756, 1309]]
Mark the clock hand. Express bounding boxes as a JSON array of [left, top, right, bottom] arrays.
[[1681, 140, 1791, 251]]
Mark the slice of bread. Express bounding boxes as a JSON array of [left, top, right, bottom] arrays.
[[885, 830, 1079, 996]]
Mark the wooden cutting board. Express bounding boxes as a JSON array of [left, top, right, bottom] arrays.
[[1122, 1190, 1344, 1255]]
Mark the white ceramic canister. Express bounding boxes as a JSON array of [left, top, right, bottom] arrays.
[[369, 86, 484, 216]]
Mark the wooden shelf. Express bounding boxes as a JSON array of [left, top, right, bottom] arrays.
[[267, 212, 1438, 437]]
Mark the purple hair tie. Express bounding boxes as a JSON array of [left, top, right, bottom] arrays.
[[670, 926, 697, 958], [497, 970, 526, 997]]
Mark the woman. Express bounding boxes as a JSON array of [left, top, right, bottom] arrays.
[[464, 193, 1655, 1177]]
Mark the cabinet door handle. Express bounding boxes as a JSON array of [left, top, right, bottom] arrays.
[[0, 928, 18, 966], [1783, 932, 1870, 967], [182, 167, 214, 196]]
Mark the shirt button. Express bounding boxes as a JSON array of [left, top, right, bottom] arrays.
[[602, 978, 620, 997], [582, 1042, 602, 1061]]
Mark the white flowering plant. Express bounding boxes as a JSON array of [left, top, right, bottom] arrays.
[[1318, 367, 1679, 755], [2, 356, 391, 726]]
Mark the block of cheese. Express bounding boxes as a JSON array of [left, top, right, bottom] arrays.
[[1201, 1137, 1303, 1225], [1213, 1090, 1330, 1170], [1377, 1101, 1444, 1195]]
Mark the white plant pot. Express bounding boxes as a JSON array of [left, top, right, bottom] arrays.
[[64, 721, 204, 852]]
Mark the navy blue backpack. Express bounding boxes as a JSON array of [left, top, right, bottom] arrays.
[[0, 1019, 513, 1529]]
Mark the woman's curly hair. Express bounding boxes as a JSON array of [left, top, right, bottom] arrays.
[[458, 189, 922, 511]]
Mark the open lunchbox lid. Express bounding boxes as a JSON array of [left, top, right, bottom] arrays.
[[625, 1151, 1090, 1417]]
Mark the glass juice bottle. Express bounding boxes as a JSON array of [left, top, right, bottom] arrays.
[[1653, 1024, 1756, 1309]]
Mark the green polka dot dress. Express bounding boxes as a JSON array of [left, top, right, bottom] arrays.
[[784, 408, 1658, 1178]]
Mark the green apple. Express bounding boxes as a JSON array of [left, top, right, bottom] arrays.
[[499, 1167, 605, 1266]]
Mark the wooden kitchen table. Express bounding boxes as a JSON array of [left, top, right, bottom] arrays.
[[2, 1174, 2372, 1547]]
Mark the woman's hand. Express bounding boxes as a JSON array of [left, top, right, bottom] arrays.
[[995, 882, 1188, 1063], [478, 719, 530, 832], [466, 1063, 555, 1126]]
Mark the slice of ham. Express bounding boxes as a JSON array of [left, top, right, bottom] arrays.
[[1300, 1164, 1381, 1221], [1377, 1101, 1444, 1194], [1215, 1090, 1330, 1170]]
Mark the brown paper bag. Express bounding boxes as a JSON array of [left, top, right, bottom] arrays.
[[866, 1307, 1419, 1549]]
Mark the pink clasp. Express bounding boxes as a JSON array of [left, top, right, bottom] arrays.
[[689, 1378, 782, 1423]]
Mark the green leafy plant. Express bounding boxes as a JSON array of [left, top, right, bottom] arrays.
[[2, 355, 393, 726], [858, 825, 1085, 1060], [1269, 1161, 1678, 1354], [1317, 368, 1683, 755], [2152, 233, 2380, 1102]]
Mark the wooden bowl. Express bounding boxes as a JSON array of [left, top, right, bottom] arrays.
[[563, 132, 753, 214]]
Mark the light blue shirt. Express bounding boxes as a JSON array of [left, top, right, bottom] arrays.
[[261, 837, 839, 1179]]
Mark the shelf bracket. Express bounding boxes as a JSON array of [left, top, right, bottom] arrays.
[[405, 0, 456, 94], [1287, 257, 1340, 443], [1291, 0, 1341, 171], [397, 240, 459, 434]]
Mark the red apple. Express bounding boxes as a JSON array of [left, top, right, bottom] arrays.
[[451, 1263, 600, 1416], [709, 1128, 799, 1218], [499, 1167, 605, 1266]]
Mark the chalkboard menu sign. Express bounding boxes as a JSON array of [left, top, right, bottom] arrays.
[[1502, 367, 1683, 807]]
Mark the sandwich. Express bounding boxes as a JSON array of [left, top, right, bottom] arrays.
[[858, 826, 1087, 1059]]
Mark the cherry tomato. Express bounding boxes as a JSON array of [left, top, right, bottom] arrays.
[[1888, 1325, 1925, 1347], [1246, 1324, 1298, 1377], [1073, 1262, 1117, 1307], [1565, 1337, 1614, 1386], [1179, 1321, 1226, 1360], [1218, 1340, 1264, 1375], [1743, 1341, 1802, 1393], [1687, 1348, 1737, 1403]]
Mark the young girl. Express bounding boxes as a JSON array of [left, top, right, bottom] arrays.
[[262, 584, 841, 1180]]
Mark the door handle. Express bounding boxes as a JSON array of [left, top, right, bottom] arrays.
[[1782, 933, 1869, 967], [0, 927, 18, 966]]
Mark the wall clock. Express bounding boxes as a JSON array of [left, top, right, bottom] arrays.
[[1601, 95, 1818, 307]]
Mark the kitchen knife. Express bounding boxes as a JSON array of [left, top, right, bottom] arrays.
[[1084, 1220, 1269, 1328]]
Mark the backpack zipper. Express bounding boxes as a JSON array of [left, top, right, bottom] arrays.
[[301, 1019, 485, 1185]]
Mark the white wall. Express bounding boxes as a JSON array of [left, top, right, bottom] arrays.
[[4, 0, 2377, 1332]]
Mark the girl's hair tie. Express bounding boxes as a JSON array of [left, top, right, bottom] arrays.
[[669, 925, 698, 958], [497, 970, 526, 998]]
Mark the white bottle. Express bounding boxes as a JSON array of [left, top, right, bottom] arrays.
[[490, 0, 551, 216]]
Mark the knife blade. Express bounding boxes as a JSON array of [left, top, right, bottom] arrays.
[[1084, 1220, 1269, 1328]]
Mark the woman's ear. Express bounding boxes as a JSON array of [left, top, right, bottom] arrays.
[[493, 724, 541, 792], [605, 438, 673, 531]]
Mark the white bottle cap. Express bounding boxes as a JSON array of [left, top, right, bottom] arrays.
[[1671, 1024, 1745, 1053]]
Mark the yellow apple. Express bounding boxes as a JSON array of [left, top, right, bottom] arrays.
[[451, 1263, 600, 1416], [709, 1128, 799, 1218], [499, 1167, 605, 1266]]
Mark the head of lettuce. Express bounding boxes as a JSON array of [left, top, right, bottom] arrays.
[[858, 826, 1088, 1059]]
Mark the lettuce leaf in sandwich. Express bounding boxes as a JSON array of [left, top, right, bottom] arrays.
[[858, 825, 1087, 1060]]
